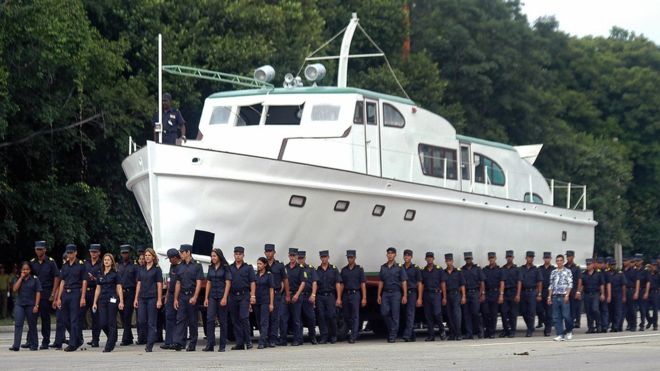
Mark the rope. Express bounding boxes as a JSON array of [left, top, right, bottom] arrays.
[[296, 25, 348, 77]]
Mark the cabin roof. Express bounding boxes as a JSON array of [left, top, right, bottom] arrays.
[[456, 134, 516, 152], [208, 86, 415, 105]]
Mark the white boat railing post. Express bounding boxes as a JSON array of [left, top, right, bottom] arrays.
[[528, 174, 533, 202], [157, 34, 163, 144], [443, 158, 447, 188], [583, 185, 587, 211], [409, 153, 414, 182], [484, 166, 489, 195], [566, 182, 571, 209], [550, 179, 555, 206]]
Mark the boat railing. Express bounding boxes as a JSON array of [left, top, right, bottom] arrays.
[[546, 179, 587, 211]]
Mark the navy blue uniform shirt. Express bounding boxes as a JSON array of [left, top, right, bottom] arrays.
[[61, 260, 86, 289], [520, 264, 543, 289], [461, 264, 486, 290], [608, 269, 628, 291], [207, 264, 233, 299], [582, 269, 605, 292], [167, 263, 179, 297], [285, 263, 307, 293], [317, 264, 342, 293], [302, 264, 319, 294], [152, 108, 185, 144], [256, 272, 274, 305], [176, 260, 204, 292], [17, 275, 42, 306], [379, 262, 408, 291], [539, 264, 556, 289], [137, 265, 163, 299], [268, 260, 287, 291], [421, 265, 444, 290], [30, 256, 59, 288], [404, 263, 422, 290], [502, 264, 522, 289], [624, 267, 639, 288], [443, 268, 465, 291], [229, 262, 256, 292], [340, 264, 366, 291], [98, 270, 119, 302], [483, 265, 503, 291], [117, 260, 137, 289], [84, 259, 103, 290]]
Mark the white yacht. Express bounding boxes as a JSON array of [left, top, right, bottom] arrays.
[[122, 14, 595, 276]]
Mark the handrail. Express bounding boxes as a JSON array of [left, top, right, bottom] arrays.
[[162, 65, 274, 90]]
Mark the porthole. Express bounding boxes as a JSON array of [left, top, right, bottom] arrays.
[[372, 205, 385, 217], [404, 209, 416, 221], [334, 200, 350, 212], [289, 195, 306, 208]]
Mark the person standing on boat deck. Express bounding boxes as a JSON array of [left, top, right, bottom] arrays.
[[55, 244, 87, 352], [117, 245, 137, 346], [377, 247, 408, 343], [92, 253, 125, 352], [134, 248, 163, 352], [520, 251, 543, 337], [82, 244, 103, 348], [173, 244, 203, 351], [538, 252, 556, 336], [161, 248, 181, 350], [442, 253, 466, 341], [254, 257, 274, 349], [153, 93, 186, 145], [548, 254, 573, 341], [316, 250, 342, 344], [421, 252, 446, 341], [482, 252, 504, 339], [500, 250, 522, 338], [9, 261, 42, 351], [623, 257, 640, 331], [297, 251, 319, 344], [28, 240, 60, 350], [565, 250, 583, 329], [582, 258, 604, 333], [282, 248, 306, 346], [228, 246, 256, 350], [203, 248, 232, 352], [340, 250, 367, 343], [461, 251, 485, 339], [264, 243, 288, 348], [606, 257, 627, 332], [401, 249, 422, 342]]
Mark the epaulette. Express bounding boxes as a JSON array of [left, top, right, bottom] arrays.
[[310, 265, 315, 269], [299, 264, 304, 268], [332, 265, 336, 269], [457, 268, 462, 272], [398, 263, 402, 267], [597, 269, 601, 272], [413, 264, 419, 268], [79, 260, 84, 264], [49, 257, 54, 261], [576, 264, 581, 268], [266, 271, 272, 275], [33, 275, 38, 279], [435, 265, 441, 269], [303, 271, 308, 278]]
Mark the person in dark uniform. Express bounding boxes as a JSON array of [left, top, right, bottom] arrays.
[[52, 251, 70, 350], [135, 246, 147, 345], [264, 243, 288, 347], [582, 258, 604, 333], [80, 244, 103, 348], [161, 249, 181, 350], [565, 250, 583, 329], [482, 252, 504, 339], [92, 253, 124, 352], [117, 244, 137, 346], [255, 257, 274, 349], [519, 251, 543, 337], [173, 244, 204, 351], [648, 261, 658, 330], [401, 249, 422, 342], [228, 246, 256, 350], [340, 250, 366, 343], [153, 93, 187, 145], [297, 251, 319, 344], [203, 248, 232, 352], [606, 257, 627, 332], [442, 253, 466, 341], [9, 261, 42, 351], [635, 254, 651, 331], [421, 252, 446, 341], [28, 241, 60, 350], [598, 257, 611, 332], [282, 248, 306, 346], [461, 251, 485, 339], [500, 250, 521, 338], [134, 248, 163, 352], [538, 252, 555, 336], [55, 244, 86, 352], [316, 250, 342, 344], [377, 247, 408, 343], [623, 257, 640, 331]]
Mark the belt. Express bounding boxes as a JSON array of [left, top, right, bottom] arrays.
[[319, 291, 335, 296], [487, 288, 499, 292], [505, 287, 517, 291], [384, 289, 398, 293], [407, 289, 418, 294], [64, 288, 80, 293], [123, 288, 134, 292], [86, 287, 93, 291], [447, 289, 459, 293], [425, 289, 441, 293], [232, 290, 246, 296], [182, 290, 194, 295], [466, 288, 479, 293], [585, 290, 599, 294], [344, 289, 359, 294], [552, 293, 567, 297], [523, 288, 536, 291]]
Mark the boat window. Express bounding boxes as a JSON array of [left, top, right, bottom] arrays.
[[237, 104, 263, 126], [383, 103, 405, 128], [265, 105, 304, 125], [311, 105, 340, 121], [353, 101, 364, 124], [366, 102, 377, 125], [460, 145, 470, 180], [418, 143, 458, 180], [524, 193, 543, 204], [474, 153, 506, 186], [209, 106, 231, 125]]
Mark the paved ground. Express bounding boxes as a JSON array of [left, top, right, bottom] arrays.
[[2, 319, 659, 370]]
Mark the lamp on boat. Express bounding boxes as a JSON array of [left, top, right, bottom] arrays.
[[254, 65, 275, 83], [283, 73, 295, 88], [304, 63, 326, 85]]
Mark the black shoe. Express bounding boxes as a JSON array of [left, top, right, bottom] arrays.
[[186, 345, 196, 351], [487, 334, 495, 339], [277, 341, 287, 346], [202, 346, 213, 352], [120, 341, 133, 346], [498, 331, 507, 338], [30, 347, 38, 351], [574, 323, 581, 329], [136, 341, 146, 345], [9, 347, 19, 351], [20, 343, 29, 349], [536, 323, 543, 328], [257, 344, 265, 349], [477, 332, 483, 339], [526, 332, 533, 337], [403, 337, 411, 342], [172, 344, 183, 351], [646, 323, 652, 329], [63, 346, 77, 352], [268, 342, 277, 348], [52, 345, 63, 350], [246, 343, 253, 350], [102, 348, 112, 353], [231, 345, 245, 350], [39, 344, 49, 350], [160, 344, 171, 349], [145, 346, 152, 352], [318, 339, 327, 345], [291, 342, 302, 346], [447, 335, 456, 341], [348, 338, 355, 344], [330, 337, 337, 344], [218, 347, 225, 352], [90, 342, 99, 348], [425, 336, 435, 342], [639, 326, 645, 332], [387, 338, 395, 343], [465, 335, 474, 340], [508, 333, 515, 338], [63, 339, 69, 345], [544, 332, 551, 337], [455, 336, 462, 341], [310, 337, 318, 345], [440, 332, 447, 341]]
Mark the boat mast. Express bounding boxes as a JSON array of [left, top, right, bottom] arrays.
[[337, 13, 359, 88]]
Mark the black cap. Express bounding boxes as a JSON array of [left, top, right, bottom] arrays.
[[543, 252, 552, 259], [425, 252, 434, 258], [445, 253, 453, 260], [120, 244, 132, 253], [137, 245, 146, 254], [526, 251, 535, 258], [233, 246, 245, 253], [487, 252, 496, 259], [386, 247, 397, 254], [596, 257, 604, 263], [319, 250, 329, 257], [264, 243, 275, 252], [298, 250, 307, 258], [167, 248, 180, 258], [403, 249, 413, 256], [65, 244, 77, 253], [606, 257, 615, 264], [34, 241, 46, 249], [566, 250, 575, 257], [288, 248, 298, 255], [634, 253, 643, 260], [586, 258, 593, 265], [505, 250, 514, 258], [464, 252, 473, 260], [179, 244, 193, 252], [346, 250, 356, 257], [162, 92, 172, 102], [89, 244, 101, 252]]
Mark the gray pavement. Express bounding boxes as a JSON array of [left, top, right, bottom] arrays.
[[2, 318, 659, 370]]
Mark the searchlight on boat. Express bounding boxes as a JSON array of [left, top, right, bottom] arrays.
[[253, 65, 275, 83], [304, 63, 326, 85]]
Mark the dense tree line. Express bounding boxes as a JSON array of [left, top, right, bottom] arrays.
[[0, 0, 658, 262]]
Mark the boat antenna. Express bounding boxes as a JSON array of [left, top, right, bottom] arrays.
[[299, 13, 410, 100]]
